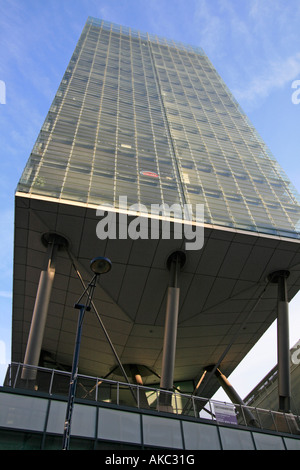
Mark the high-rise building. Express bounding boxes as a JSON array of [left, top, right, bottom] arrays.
[[4, 17, 300, 449], [17, 17, 300, 238]]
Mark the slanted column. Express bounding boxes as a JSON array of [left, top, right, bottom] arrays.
[[159, 251, 185, 410], [269, 270, 291, 412], [206, 366, 258, 427], [21, 233, 68, 381], [129, 364, 149, 408]]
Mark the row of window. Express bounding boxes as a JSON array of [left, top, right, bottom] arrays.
[[22, 176, 297, 235], [19, 20, 300, 239], [26, 155, 296, 213], [33, 121, 287, 198]]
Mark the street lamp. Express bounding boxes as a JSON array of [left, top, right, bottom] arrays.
[[62, 257, 112, 450]]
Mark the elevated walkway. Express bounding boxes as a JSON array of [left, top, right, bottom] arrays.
[[1, 363, 300, 450]]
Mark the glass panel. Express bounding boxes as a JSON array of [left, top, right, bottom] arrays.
[[0, 430, 42, 450], [95, 440, 141, 450], [71, 404, 96, 438], [97, 408, 141, 444], [252, 432, 285, 450], [182, 421, 221, 450], [219, 427, 255, 450], [46, 400, 66, 434], [16, 16, 300, 239], [44, 435, 95, 450], [47, 401, 96, 438], [0, 393, 48, 432], [284, 437, 300, 450], [69, 437, 95, 450], [142, 414, 183, 449], [44, 435, 65, 450]]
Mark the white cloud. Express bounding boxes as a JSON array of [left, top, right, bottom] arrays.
[[233, 52, 300, 106], [0, 291, 12, 299], [181, 0, 300, 109]]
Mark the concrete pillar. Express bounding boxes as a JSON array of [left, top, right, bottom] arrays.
[[21, 233, 67, 381]]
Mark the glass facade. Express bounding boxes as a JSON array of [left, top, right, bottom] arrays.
[[1, 390, 300, 450], [17, 16, 300, 238]]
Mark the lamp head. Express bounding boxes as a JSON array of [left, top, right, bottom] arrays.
[[90, 257, 112, 275]]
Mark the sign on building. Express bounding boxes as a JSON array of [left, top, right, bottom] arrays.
[[213, 403, 238, 425]]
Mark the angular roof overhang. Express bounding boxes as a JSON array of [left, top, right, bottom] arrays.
[[12, 192, 300, 399]]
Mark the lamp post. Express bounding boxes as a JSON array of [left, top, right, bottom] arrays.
[[62, 257, 112, 450]]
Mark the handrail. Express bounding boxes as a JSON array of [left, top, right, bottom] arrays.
[[3, 362, 300, 436]]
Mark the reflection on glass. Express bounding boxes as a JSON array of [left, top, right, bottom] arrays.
[[17, 17, 300, 239]]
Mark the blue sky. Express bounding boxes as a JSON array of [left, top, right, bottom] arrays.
[[1, 0, 300, 399]]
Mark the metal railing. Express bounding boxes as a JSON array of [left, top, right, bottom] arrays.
[[3, 362, 300, 436]]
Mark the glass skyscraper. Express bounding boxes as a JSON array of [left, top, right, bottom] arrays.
[[7, 17, 300, 428], [17, 16, 300, 239], [5, 17, 300, 449]]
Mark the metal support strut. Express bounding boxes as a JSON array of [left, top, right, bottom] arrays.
[[269, 270, 291, 413], [159, 251, 185, 410], [205, 366, 258, 427], [21, 233, 68, 382]]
